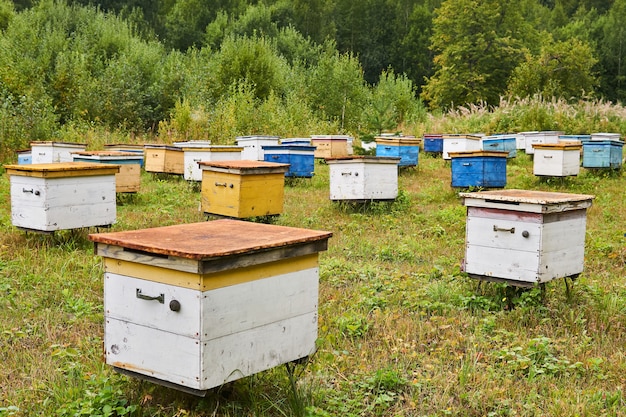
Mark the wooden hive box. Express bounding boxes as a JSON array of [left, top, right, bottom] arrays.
[[524, 131, 563, 155], [235, 136, 280, 161], [180, 145, 243, 182], [326, 156, 400, 201], [442, 134, 482, 160], [374, 137, 421, 167], [590, 132, 621, 141], [30, 141, 87, 164], [143, 144, 184, 175], [582, 140, 624, 169], [532, 142, 582, 177], [3, 162, 119, 232], [71, 151, 143, 193], [88, 219, 332, 395], [449, 151, 508, 188], [459, 189, 594, 286], [310, 135, 350, 159], [199, 160, 289, 218], [263, 144, 316, 178], [514, 131, 538, 150], [423, 134, 443, 153], [481, 135, 517, 158], [16, 150, 32, 165]]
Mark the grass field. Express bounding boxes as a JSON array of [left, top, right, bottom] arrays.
[[1, 149, 625, 416]]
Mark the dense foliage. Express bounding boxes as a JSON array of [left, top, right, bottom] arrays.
[[1, 0, 626, 159]]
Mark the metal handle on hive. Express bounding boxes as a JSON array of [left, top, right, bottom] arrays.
[[215, 182, 234, 188], [493, 225, 515, 233], [136, 288, 164, 304], [22, 188, 40, 196]]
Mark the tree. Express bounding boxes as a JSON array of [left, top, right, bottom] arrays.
[[595, 0, 626, 102], [421, 0, 530, 109], [507, 37, 598, 100]]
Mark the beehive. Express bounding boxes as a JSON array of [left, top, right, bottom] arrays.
[[422, 134, 443, 153], [16, 150, 31, 165], [103, 144, 146, 167], [532, 142, 582, 177], [524, 131, 563, 155], [88, 219, 332, 395], [326, 156, 400, 201], [582, 140, 624, 169], [374, 137, 421, 167], [180, 145, 243, 182], [449, 151, 508, 188], [310, 135, 350, 159], [30, 141, 87, 164], [442, 134, 482, 160], [199, 160, 289, 218], [144, 144, 184, 175], [235, 136, 280, 161], [460, 189, 594, 286], [71, 151, 143, 193], [4, 162, 118, 232], [481, 135, 517, 158], [263, 144, 316, 178], [514, 131, 538, 150]]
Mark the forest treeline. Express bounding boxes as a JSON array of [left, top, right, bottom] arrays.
[[1, 0, 625, 156]]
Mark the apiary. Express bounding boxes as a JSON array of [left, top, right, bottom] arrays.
[[180, 145, 243, 182], [143, 144, 184, 175], [449, 151, 508, 188], [481, 135, 517, 158], [199, 160, 289, 218], [88, 219, 332, 395], [71, 151, 143, 193], [326, 156, 400, 201], [30, 141, 87, 164], [3, 162, 119, 232], [374, 136, 421, 167], [310, 135, 350, 159], [423, 134, 443, 153], [532, 142, 582, 177], [235, 136, 280, 161], [582, 139, 624, 169], [460, 189, 594, 286], [16, 150, 31, 165], [524, 131, 563, 155], [263, 144, 316, 178], [442, 134, 482, 160]]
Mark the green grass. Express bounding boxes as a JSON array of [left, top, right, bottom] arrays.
[[1, 150, 625, 417]]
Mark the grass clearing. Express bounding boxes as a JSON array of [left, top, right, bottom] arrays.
[[1, 149, 625, 416]]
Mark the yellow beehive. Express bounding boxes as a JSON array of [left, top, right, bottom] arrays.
[[310, 135, 350, 159], [199, 160, 289, 218], [144, 145, 184, 175]]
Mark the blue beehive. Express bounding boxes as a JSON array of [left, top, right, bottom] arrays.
[[17, 150, 32, 165], [375, 137, 420, 167], [450, 151, 508, 188], [481, 135, 517, 158], [263, 144, 316, 178], [582, 140, 624, 169], [423, 134, 444, 153]]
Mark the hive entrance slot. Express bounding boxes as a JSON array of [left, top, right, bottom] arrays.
[[485, 199, 520, 205], [123, 247, 169, 259]]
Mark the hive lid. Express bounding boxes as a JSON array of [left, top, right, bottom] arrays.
[[144, 144, 183, 151], [532, 141, 582, 149], [449, 150, 509, 158], [442, 134, 482, 141], [374, 137, 421, 145], [197, 160, 289, 172], [326, 156, 401, 163], [3, 162, 120, 177], [88, 219, 332, 261], [460, 189, 594, 212], [72, 150, 142, 158], [30, 141, 87, 147]]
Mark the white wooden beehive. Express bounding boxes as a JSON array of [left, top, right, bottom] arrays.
[[532, 142, 582, 177], [30, 141, 87, 164], [524, 131, 562, 155], [460, 189, 594, 286], [4, 162, 119, 232], [88, 220, 332, 395], [180, 145, 243, 181], [442, 134, 482, 160], [235, 136, 280, 161], [326, 156, 400, 201]]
